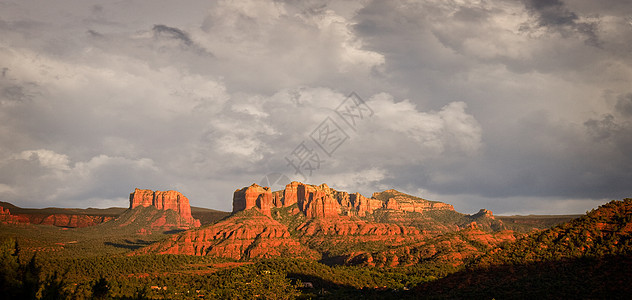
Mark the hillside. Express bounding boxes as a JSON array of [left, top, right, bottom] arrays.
[[135, 182, 524, 269], [1, 184, 622, 299], [0, 200, 228, 228], [416, 198, 632, 299], [0, 188, 209, 259]]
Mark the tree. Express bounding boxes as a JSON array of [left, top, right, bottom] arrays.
[[91, 277, 110, 300], [0, 238, 21, 298], [20, 254, 41, 300], [41, 271, 69, 300]]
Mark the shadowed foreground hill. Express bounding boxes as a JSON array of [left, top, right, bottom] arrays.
[[416, 198, 632, 299]]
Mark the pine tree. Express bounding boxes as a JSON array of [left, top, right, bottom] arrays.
[[91, 277, 110, 300]]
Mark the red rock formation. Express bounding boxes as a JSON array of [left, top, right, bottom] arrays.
[[0, 206, 21, 224], [233, 184, 272, 217], [373, 189, 454, 213], [272, 190, 284, 207], [38, 214, 114, 227], [135, 182, 523, 267], [386, 198, 398, 210], [473, 209, 494, 219], [135, 210, 319, 260], [129, 188, 201, 227], [0, 207, 115, 228], [296, 183, 341, 218], [351, 193, 383, 216], [233, 182, 455, 218], [296, 217, 421, 236], [281, 181, 300, 207]]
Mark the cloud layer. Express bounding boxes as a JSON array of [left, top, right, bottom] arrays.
[[0, 0, 630, 214]]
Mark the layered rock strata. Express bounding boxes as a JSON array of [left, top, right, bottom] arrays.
[[233, 181, 454, 218], [130, 188, 201, 227]]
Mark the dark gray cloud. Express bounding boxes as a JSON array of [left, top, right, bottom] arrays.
[[153, 24, 193, 46], [526, 0, 578, 26], [616, 93, 632, 117], [523, 0, 600, 46], [0, 0, 630, 215], [152, 24, 214, 57]]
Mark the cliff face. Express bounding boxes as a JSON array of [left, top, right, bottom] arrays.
[[232, 184, 272, 217], [129, 188, 201, 227], [232, 181, 454, 218], [373, 189, 455, 213], [138, 181, 516, 266], [34, 214, 114, 227], [135, 209, 319, 260]]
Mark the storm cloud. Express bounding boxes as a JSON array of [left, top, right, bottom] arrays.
[[0, 0, 631, 215]]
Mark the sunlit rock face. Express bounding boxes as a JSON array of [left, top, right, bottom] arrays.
[[129, 188, 201, 227]]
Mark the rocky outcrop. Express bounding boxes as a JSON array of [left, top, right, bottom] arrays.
[[130, 188, 201, 227], [297, 184, 341, 218], [135, 209, 319, 260], [137, 182, 521, 266], [233, 182, 455, 218], [343, 228, 521, 267], [36, 214, 114, 227], [0, 206, 21, 225], [472, 209, 494, 219], [0, 206, 114, 227], [351, 193, 383, 217], [373, 189, 455, 213], [233, 184, 272, 217]]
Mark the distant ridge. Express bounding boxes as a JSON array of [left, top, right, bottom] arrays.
[[0, 193, 229, 228]]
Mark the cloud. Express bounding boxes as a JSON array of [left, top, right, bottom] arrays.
[[0, 150, 169, 208], [153, 24, 193, 46], [15, 149, 70, 171], [615, 93, 632, 117], [522, 0, 600, 46], [194, 0, 384, 93], [0, 0, 631, 215]]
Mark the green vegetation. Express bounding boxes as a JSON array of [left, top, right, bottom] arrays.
[[0, 207, 191, 259], [476, 198, 632, 266], [0, 201, 229, 226], [496, 214, 580, 231], [0, 201, 127, 217], [416, 199, 632, 298], [2, 198, 631, 299], [371, 190, 440, 204], [1, 243, 460, 300], [190, 206, 230, 225]]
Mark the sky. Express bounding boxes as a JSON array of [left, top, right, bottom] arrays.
[[0, 0, 631, 215]]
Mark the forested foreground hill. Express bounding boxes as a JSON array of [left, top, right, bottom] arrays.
[[416, 198, 632, 299]]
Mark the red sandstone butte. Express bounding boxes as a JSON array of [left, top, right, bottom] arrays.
[[233, 181, 455, 219], [129, 188, 201, 227], [233, 184, 273, 217]]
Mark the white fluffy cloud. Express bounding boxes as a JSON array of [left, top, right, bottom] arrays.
[[0, 0, 630, 214]]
